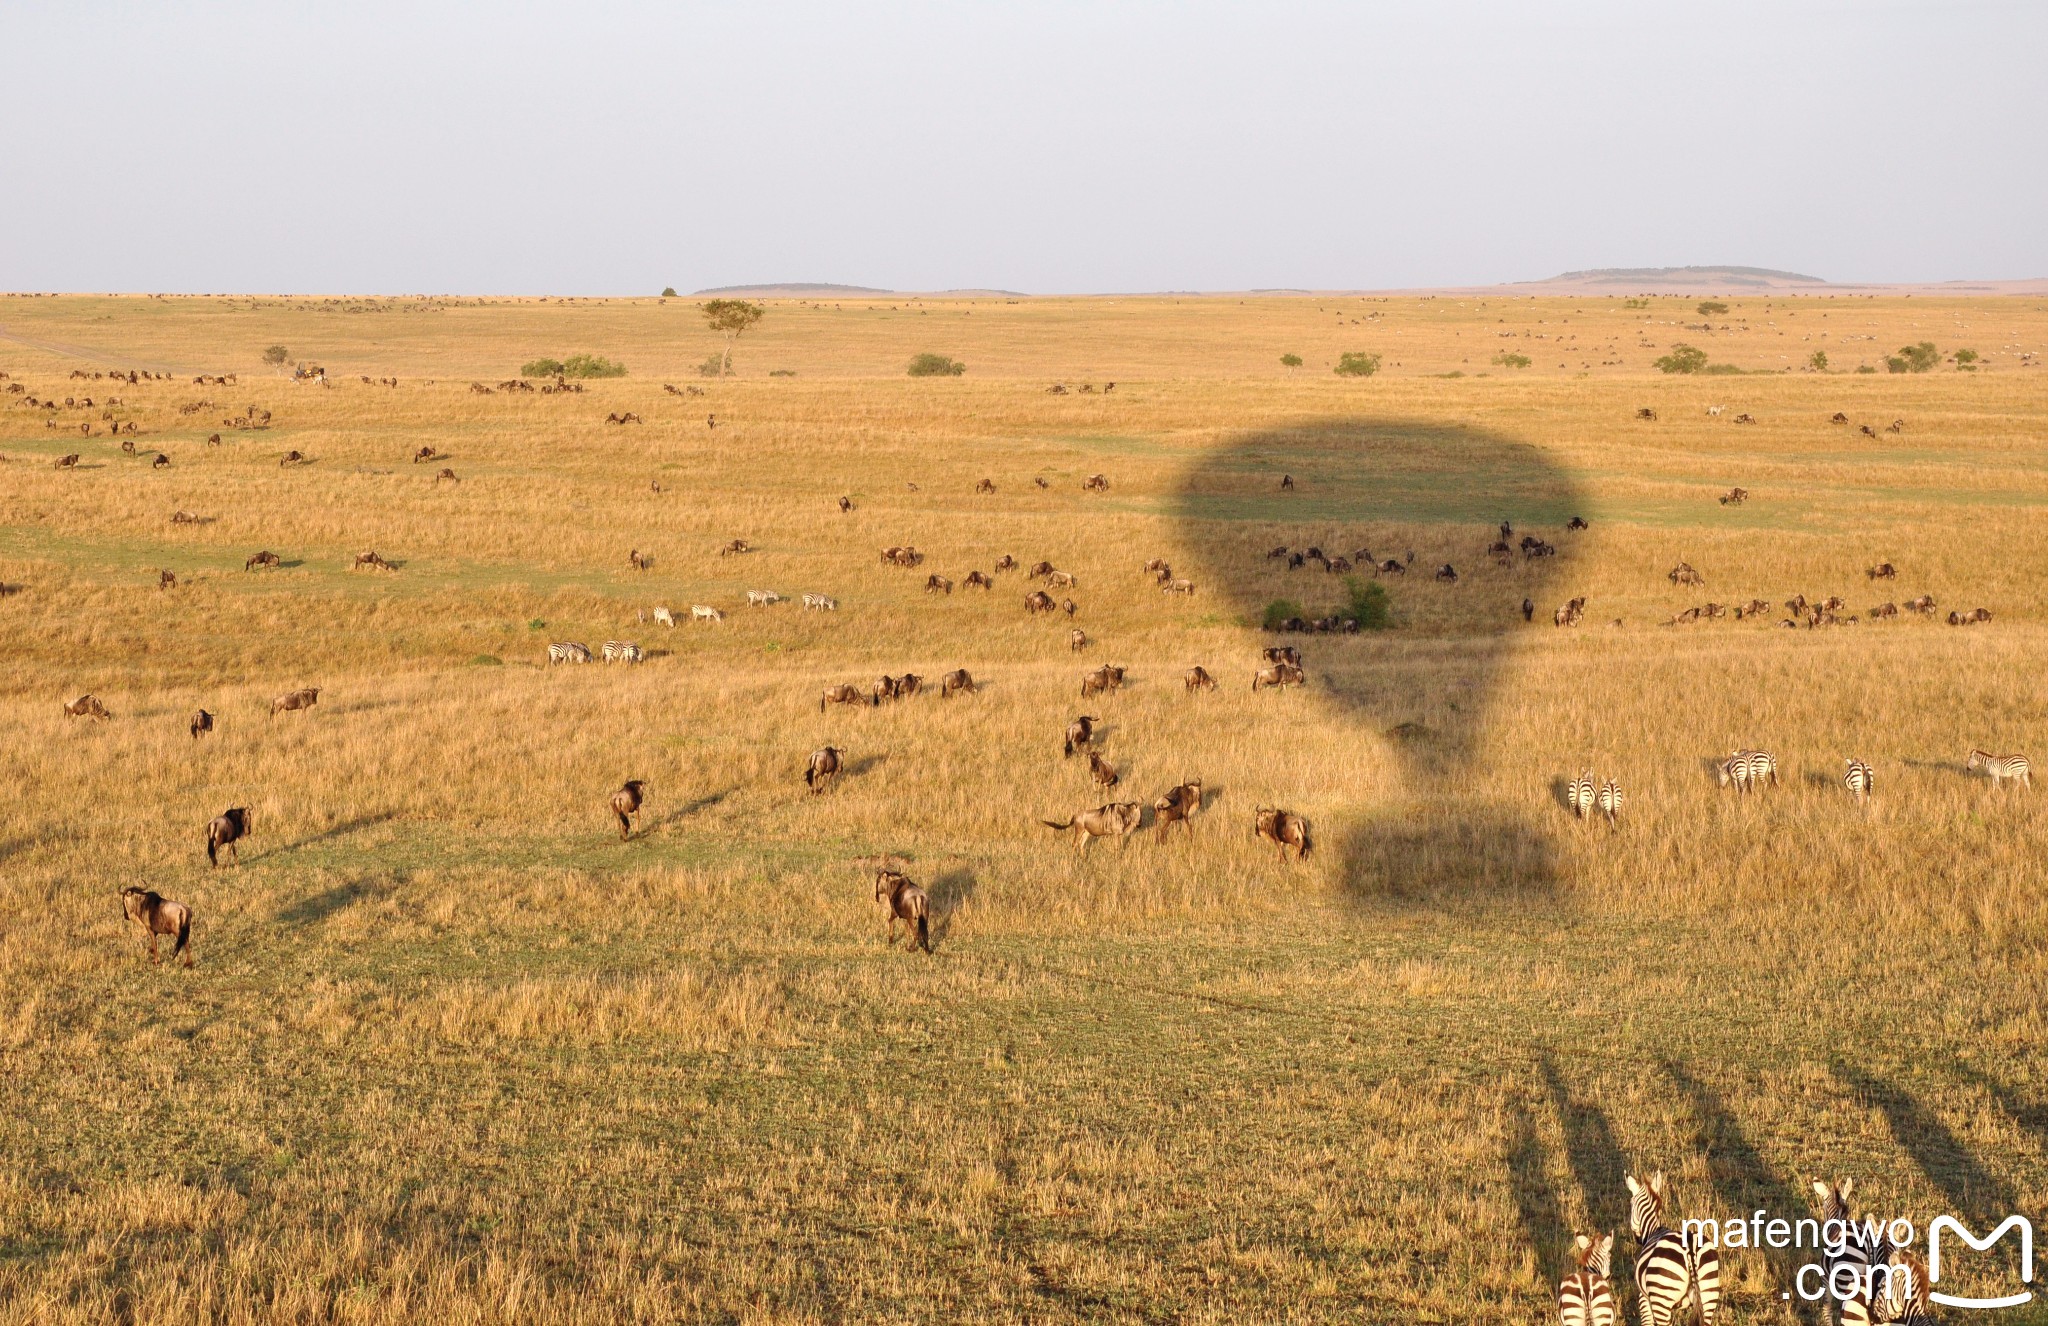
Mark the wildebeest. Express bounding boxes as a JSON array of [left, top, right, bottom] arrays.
[[821, 683, 867, 712], [1635, 407, 1657, 421], [1183, 665, 1216, 692], [1866, 562, 1897, 580], [629, 549, 653, 572], [414, 446, 438, 463], [270, 687, 321, 717], [1030, 560, 1056, 579], [1567, 516, 1588, 530], [994, 555, 1018, 572], [1831, 412, 1849, 424], [1024, 591, 1055, 614], [925, 574, 953, 595], [805, 746, 843, 793], [55, 453, 80, 469], [874, 869, 931, 953], [1088, 751, 1120, 789], [171, 510, 204, 524], [1152, 781, 1204, 840], [838, 495, 853, 513], [720, 538, 753, 556], [1435, 564, 1458, 583], [152, 453, 170, 468], [245, 550, 282, 571], [1040, 801, 1141, 850], [159, 569, 178, 590], [1377, 559, 1405, 575], [1280, 474, 1295, 490], [1252, 661, 1304, 692], [206, 807, 252, 866], [1062, 598, 1078, 617], [975, 478, 996, 493], [353, 550, 393, 572], [1063, 715, 1098, 758], [610, 779, 649, 839], [190, 708, 213, 739], [1047, 570, 1076, 590], [1668, 561, 1703, 586], [1253, 807, 1312, 862], [1080, 664, 1125, 698], [963, 571, 993, 590], [121, 888, 193, 966], [1718, 488, 1749, 506], [1262, 646, 1302, 668], [64, 694, 111, 720], [1521, 597, 1535, 622], [939, 668, 976, 698], [279, 449, 307, 467], [1870, 602, 1899, 619], [1082, 474, 1109, 492], [1069, 628, 1088, 652], [1163, 578, 1196, 595], [434, 467, 458, 483], [1906, 595, 1937, 614]]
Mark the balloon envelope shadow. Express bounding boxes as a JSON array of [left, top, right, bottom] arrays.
[[1174, 417, 1584, 902]]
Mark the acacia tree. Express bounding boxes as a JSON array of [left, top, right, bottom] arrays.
[[701, 299, 765, 377]]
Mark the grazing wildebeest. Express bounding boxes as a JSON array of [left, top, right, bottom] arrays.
[[121, 888, 193, 966], [55, 453, 80, 469], [874, 869, 931, 953], [1062, 598, 1078, 617], [975, 478, 996, 493], [1280, 474, 1295, 490], [1635, 407, 1657, 421], [1253, 807, 1312, 863], [1378, 559, 1405, 575], [1435, 564, 1458, 583], [1152, 781, 1204, 840], [1024, 591, 1055, 614], [821, 683, 867, 712], [190, 708, 213, 739], [1033, 476, 1050, 488], [434, 467, 458, 483], [890, 673, 923, 699], [1567, 516, 1588, 530], [939, 668, 976, 698], [1163, 578, 1196, 595], [1183, 665, 1215, 693], [963, 570, 992, 590], [1063, 715, 1098, 758], [1047, 570, 1076, 589], [171, 510, 202, 524], [1083, 474, 1109, 492], [206, 807, 252, 866], [159, 569, 178, 590], [1831, 412, 1849, 424], [1252, 661, 1304, 692], [611, 779, 649, 839], [629, 549, 653, 571], [1080, 664, 1125, 699], [994, 555, 1018, 573], [925, 574, 953, 595], [353, 550, 393, 572], [270, 687, 321, 717], [152, 453, 170, 468], [207, 433, 222, 446], [720, 538, 752, 556], [805, 746, 843, 793], [1040, 802, 1141, 851], [1030, 561, 1056, 579], [1906, 595, 1937, 614], [64, 694, 111, 720], [1866, 562, 1897, 580], [245, 550, 281, 571], [1088, 751, 1120, 790], [279, 450, 307, 467], [1067, 627, 1090, 653], [414, 446, 438, 463]]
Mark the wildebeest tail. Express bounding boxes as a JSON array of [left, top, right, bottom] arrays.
[[1040, 818, 1073, 830], [206, 833, 217, 866], [173, 915, 191, 959], [804, 766, 817, 788], [915, 914, 930, 953], [1062, 738, 1074, 757]]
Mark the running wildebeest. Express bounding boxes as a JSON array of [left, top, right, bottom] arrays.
[[206, 807, 252, 866], [270, 687, 320, 717], [64, 694, 110, 720], [1152, 780, 1204, 840], [939, 668, 976, 698], [1063, 715, 1098, 758], [874, 868, 932, 953], [610, 779, 649, 840], [189, 708, 213, 739], [805, 746, 844, 793], [1254, 807, 1312, 863], [1040, 802, 1142, 851], [121, 887, 193, 966]]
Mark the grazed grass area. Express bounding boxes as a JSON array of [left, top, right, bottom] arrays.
[[1, 293, 2046, 1322]]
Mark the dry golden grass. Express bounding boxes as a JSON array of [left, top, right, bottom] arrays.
[[0, 291, 2045, 1322]]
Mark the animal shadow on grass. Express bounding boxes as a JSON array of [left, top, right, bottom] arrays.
[[1833, 1061, 2014, 1227], [1664, 1058, 1809, 1284], [278, 873, 404, 925], [649, 786, 737, 830], [1801, 769, 1835, 791], [928, 867, 977, 944], [1176, 417, 1580, 903], [273, 810, 400, 858], [846, 753, 888, 779], [1508, 1056, 1629, 1285]]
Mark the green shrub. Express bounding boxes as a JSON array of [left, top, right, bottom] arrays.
[[528, 618, 547, 631], [1654, 343, 1709, 374], [906, 353, 966, 377], [660, 287, 677, 298], [769, 368, 797, 377], [1343, 577, 1392, 630], [1279, 353, 1303, 370], [1855, 365, 1878, 374], [1808, 350, 1828, 371], [1491, 352, 1531, 369], [560, 353, 625, 378], [1954, 348, 1979, 366], [1333, 351, 1381, 377], [1699, 362, 1747, 375], [1624, 298, 1650, 309], [696, 354, 723, 378], [1886, 341, 1939, 373], [263, 345, 288, 364], [1262, 599, 1306, 630], [1697, 301, 1729, 316]]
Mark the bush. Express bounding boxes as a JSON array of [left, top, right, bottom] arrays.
[[768, 368, 797, 377], [1333, 351, 1381, 377], [1279, 353, 1303, 370], [1262, 599, 1306, 631], [561, 353, 626, 378], [906, 353, 966, 377], [1808, 350, 1828, 371], [521, 357, 564, 377], [1855, 365, 1878, 374], [1624, 298, 1650, 309], [1886, 342, 1940, 374], [1491, 352, 1531, 369], [696, 354, 723, 378], [263, 345, 288, 364], [1954, 348, 1979, 366], [660, 287, 677, 298], [1343, 577, 1392, 630], [1654, 343, 1709, 374], [1697, 301, 1729, 316]]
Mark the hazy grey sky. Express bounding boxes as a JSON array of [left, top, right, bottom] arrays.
[[4, 1, 2041, 294]]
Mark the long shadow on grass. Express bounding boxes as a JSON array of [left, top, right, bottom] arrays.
[[1664, 1059, 1809, 1285], [279, 874, 404, 925], [1832, 1062, 2014, 1226], [1175, 417, 1582, 902], [271, 810, 400, 858]]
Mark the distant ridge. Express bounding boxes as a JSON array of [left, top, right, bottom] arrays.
[[694, 282, 893, 296], [1525, 265, 1829, 292]]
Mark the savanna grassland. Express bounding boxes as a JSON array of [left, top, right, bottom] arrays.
[[1, 289, 2046, 1324]]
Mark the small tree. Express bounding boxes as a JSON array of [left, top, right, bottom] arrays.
[[1654, 343, 1709, 374], [1808, 350, 1828, 372], [521, 357, 565, 378], [1697, 301, 1729, 316], [1262, 599, 1306, 630], [906, 353, 965, 377], [1342, 577, 1391, 630], [702, 299, 765, 377], [1333, 351, 1381, 378], [1886, 341, 1939, 374], [1491, 351, 1531, 369], [1279, 353, 1303, 372], [263, 345, 288, 365], [661, 287, 677, 298], [1954, 348, 1979, 367]]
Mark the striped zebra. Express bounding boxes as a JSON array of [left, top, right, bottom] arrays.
[[1627, 1172, 1721, 1326], [1558, 1232, 1617, 1326], [802, 592, 838, 611], [1871, 1248, 1935, 1325], [1843, 758, 1874, 805], [602, 640, 644, 664], [1569, 771, 1596, 819], [1717, 749, 1778, 795], [1966, 749, 2031, 789], [547, 641, 592, 666], [1811, 1178, 1891, 1326], [1597, 778, 1623, 823]]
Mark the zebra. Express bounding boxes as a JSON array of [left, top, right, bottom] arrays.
[[1843, 758, 1874, 805], [602, 641, 644, 664], [802, 593, 838, 611], [547, 641, 592, 665], [1717, 749, 1778, 794], [652, 606, 677, 628], [1597, 778, 1623, 823], [1966, 749, 2031, 789], [1568, 771, 1596, 819], [1812, 1178, 1890, 1326], [1558, 1232, 1617, 1326], [746, 589, 783, 606], [1626, 1172, 1721, 1326], [691, 605, 723, 623]]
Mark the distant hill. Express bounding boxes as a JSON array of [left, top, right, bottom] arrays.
[[1527, 265, 1829, 292], [694, 282, 893, 296]]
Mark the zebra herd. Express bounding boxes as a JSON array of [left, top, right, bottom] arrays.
[[1568, 747, 2029, 819]]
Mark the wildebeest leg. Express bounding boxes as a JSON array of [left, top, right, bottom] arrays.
[[147, 932, 160, 964]]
